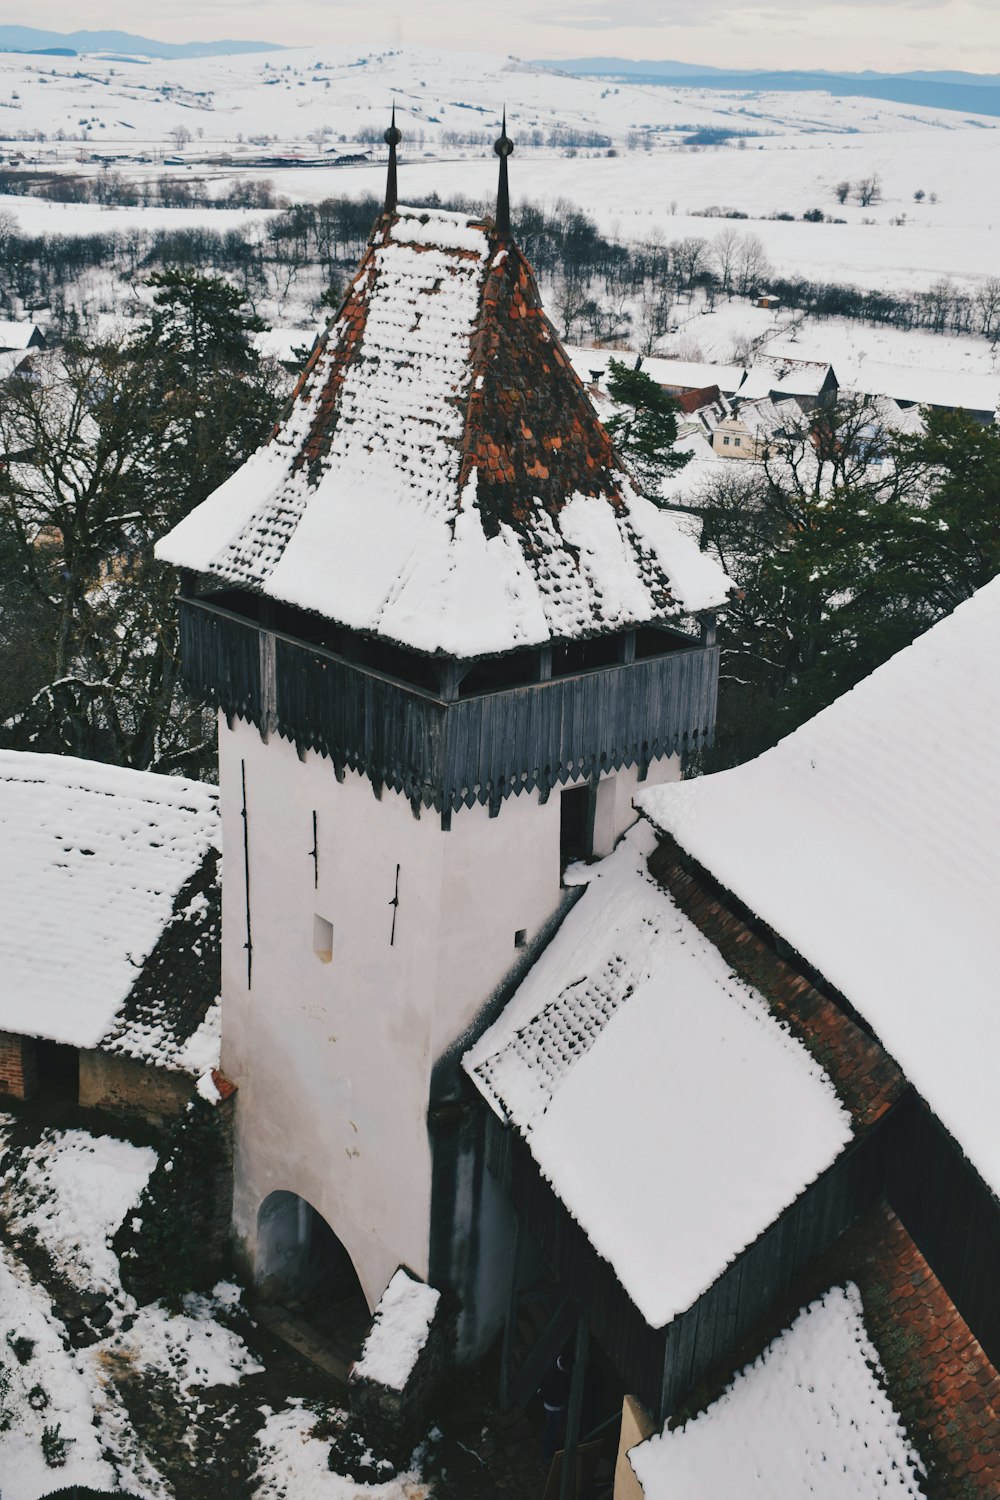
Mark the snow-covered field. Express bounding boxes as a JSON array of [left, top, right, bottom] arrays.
[[1, 44, 999, 289]]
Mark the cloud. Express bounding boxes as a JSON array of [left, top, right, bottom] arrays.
[[549, 0, 952, 24]]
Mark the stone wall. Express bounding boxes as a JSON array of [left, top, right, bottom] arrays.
[[78, 1050, 193, 1121]]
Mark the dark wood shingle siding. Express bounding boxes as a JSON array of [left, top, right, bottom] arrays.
[[886, 1093, 1000, 1374], [179, 595, 719, 815]]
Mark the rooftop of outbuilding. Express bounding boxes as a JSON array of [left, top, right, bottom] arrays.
[[0, 751, 220, 1071], [464, 821, 878, 1329], [633, 1203, 1000, 1500]]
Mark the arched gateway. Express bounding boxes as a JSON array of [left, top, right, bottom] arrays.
[[256, 1190, 365, 1310]]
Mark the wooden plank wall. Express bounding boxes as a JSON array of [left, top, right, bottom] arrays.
[[179, 596, 719, 815], [660, 1120, 892, 1417], [885, 1093, 1000, 1369], [488, 1108, 893, 1423], [486, 1115, 669, 1415]]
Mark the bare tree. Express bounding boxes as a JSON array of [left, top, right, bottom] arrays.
[[169, 124, 192, 150], [671, 235, 710, 289], [734, 233, 771, 297], [855, 173, 882, 207], [712, 225, 742, 295], [634, 283, 675, 355], [552, 277, 591, 342], [973, 276, 1000, 342], [834, 180, 851, 205]]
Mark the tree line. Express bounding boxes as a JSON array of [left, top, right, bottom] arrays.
[[0, 271, 284, 774], [3, 187, 998, 351]]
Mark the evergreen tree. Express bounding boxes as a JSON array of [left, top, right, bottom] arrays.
[[603, 357, 689, 496]]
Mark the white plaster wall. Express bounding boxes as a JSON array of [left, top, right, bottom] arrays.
[[592, 755, 681, 858], [220, 719, 445, 1309], [220, 715, 682, 1312]]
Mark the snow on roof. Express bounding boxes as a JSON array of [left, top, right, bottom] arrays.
[[629, 1283, 924, 1500], [0, 750, 219, 1051], [464, 824, 851, 1328], [639, 576, 1000, 1201], [0, 320, 42, 350], [565, 346, 747, 397], [158, 207, 730, 657], [737, 357, 836, 403], [351, 1268, 440, 1392], [850, 360, 1000, 414]]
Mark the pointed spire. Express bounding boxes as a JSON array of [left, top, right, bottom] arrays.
[[494, 108, 514, 239], [384, 103, 402, 215]]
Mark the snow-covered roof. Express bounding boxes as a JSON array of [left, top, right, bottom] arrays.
[[464, 824, 852, 1328], [158, 206, 730, 658], [0, 320, 42, 351], [565, 346, 747, 398], [0, 751, 219, 1055], [738, 357, 836, 403], [629, 1283, 924, 1499], [639, 576, 1000, 1201], [850, 360, 1000, 415], [722, 395, 798, 439]]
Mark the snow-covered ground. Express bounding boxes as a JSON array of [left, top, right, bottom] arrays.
[[0, 44, 998, 290], [253, 1401, 430, 1500], [0, 1119, 424, 1498]]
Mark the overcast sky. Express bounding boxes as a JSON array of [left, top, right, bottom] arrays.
[[8, 0, 999, 74]]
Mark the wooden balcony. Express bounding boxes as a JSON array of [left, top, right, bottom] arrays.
[[179, 592, 719, 818]]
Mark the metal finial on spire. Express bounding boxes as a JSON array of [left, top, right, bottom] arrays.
[[384, 103, 402, 215], [494, 108, 513, 239]]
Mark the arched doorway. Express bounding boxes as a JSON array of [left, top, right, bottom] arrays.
[[255, 1192, 370, 1369]]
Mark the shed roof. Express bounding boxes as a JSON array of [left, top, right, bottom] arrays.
[[157, 207, 729, 658], [639, 575, 1000, 1201], [0, 751, 220, 1063], [464, 823, 854, 1329], [565, 347, 747, 397], [849, 360, 1000, 415]]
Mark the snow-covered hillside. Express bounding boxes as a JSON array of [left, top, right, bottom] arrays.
[[1, 44, 999, 290]]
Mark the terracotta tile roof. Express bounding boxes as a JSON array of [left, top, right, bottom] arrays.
[[646, 836, 906, 1132], [674, 384, 721, 415], [859, 1206, 1000, 1499]]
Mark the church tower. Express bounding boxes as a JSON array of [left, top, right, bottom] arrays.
[[157, 118, 730, 1351]]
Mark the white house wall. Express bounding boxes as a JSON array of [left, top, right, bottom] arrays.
[[219, 714, 682, 1315]]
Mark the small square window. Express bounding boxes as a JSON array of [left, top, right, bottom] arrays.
[[734, 436, 742, 447], [514, 929, 528, 949], [722, 435, 731, 446], [313, 914, 333, 963]]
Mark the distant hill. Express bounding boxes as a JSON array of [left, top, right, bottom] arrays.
[[538, 58, 1000, 117], [0, 25, 284, 59]]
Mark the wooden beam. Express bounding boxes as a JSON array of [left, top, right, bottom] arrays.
[[559, 1317, 590, 1500], [499, 1214, 522, 1410], [507, 1296, 577, 1413]]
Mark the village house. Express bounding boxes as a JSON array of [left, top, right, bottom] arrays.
[[0, 750, 221, 1119], [737, 352, 839, 409], [0, 319, 45, 383]]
